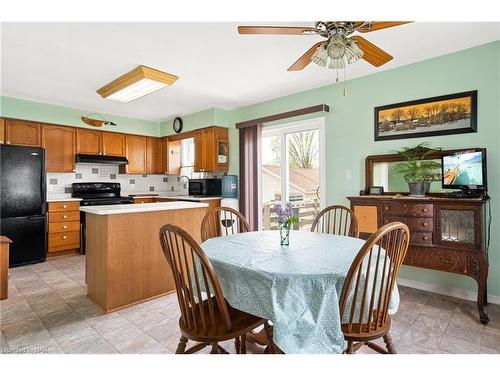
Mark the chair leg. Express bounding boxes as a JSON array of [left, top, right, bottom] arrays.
[[383, 334, 397, 354], [346, 340, 355, 354], [175, 335, 188, 354], [241, 334, 247, 354], [210, 342, 219, 354], [235, 336, 241, 354], [264, 322, 276, 354]]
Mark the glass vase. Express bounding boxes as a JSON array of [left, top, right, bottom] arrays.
[[279, 223, 290, 246]]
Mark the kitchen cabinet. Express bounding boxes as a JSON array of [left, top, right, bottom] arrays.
[[4, 119, 41, 146], [0, 118, 5, 144], [1, 237, 11, 300], [76, 128, 101, 155], [102, 132, 126, 156], [146, 137, 163, 174], [161, 137, 169, 174], [168, 139, 182, 175], [123, 134, 147, 174], [47, 201, 80, 254], [193, 127, 228, 173], [42, 124, 76, 172], [76, 129, 125, 157]]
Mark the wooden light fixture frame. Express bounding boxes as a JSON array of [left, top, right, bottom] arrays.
[[96, 65, 178, 99]]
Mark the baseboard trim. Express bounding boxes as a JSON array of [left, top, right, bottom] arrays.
[[397, 277, 500, 305]]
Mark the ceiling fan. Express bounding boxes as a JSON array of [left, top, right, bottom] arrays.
[[237, 22, 412, 71]]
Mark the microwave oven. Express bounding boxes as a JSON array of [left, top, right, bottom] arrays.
[[188, 179, 222, 196]]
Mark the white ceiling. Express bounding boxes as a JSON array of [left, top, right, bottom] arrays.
[[1, 22, 499, 121]]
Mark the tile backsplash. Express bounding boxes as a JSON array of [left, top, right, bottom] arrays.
[[47, 163, 188, 196]]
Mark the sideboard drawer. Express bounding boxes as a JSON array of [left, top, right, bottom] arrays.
[[381, 202, 433, 217], [405, 248, 467, 273], [411, 232, 433, 245], [48, 221, 80, 233], [409, 218, 434, 232]]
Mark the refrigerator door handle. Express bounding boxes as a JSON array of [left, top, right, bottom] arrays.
[[27, 215, 47, 219]]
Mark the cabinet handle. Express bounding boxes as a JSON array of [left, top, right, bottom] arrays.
[[7, 141, 11, 144], [403, 204, 408, 208], [62, 205, 67, 209], [63, 225, 67, 229], [422, 222, 428, 227], [384, 206, 389, 211], [62, 235, 67, 239], [422, 208, 428, 212], [423, 236, 429, 241], [62, 215, 67, 219]]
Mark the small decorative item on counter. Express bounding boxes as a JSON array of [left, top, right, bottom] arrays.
[[270, 202, 298, 246]]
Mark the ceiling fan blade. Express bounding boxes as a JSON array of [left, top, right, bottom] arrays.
[[351, 36, 393, 67], [238, 26, 317, 35], [287, 42, 323, 71], [358, 21, 412, 33]]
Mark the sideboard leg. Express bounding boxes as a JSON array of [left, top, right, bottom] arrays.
[[476, 277, 489, 325]]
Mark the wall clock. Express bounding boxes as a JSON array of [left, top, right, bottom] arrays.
[[173, 117, 183, 134]]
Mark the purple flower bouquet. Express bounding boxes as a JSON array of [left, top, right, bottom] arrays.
[[270, 202, 297, 245]]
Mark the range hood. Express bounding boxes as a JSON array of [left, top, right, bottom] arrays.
[[76, 154, 128, 165]]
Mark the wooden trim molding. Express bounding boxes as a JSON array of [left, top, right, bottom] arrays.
[[235, 104, 330, 129]]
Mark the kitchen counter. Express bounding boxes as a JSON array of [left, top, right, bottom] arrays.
[[47, 195, 82, 202], [84, 200, 208, 312], [80, 201, 208, 215], [129, 193, 222, 201]]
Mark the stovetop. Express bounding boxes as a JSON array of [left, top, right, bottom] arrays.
[[72, 182, 133, 206]]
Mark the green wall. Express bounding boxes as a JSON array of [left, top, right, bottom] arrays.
[[0, 96, 160, 136], [224, 40, 500, 296], [2, 41, 499, 297]]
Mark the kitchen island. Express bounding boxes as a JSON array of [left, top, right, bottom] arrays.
[[81, 201, 209, 313]]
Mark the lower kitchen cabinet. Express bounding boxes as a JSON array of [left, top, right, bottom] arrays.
[[47, 201, 80, 255]]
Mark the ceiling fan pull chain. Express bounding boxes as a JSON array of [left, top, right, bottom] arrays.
[[343, 66, 347, 96]]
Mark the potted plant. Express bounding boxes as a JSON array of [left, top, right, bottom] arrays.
[[270, 202, 298, 246], [394, 143, 442, 196]]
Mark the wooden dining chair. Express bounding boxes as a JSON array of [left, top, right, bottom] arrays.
[[311, 205, 359, 237], [339, 222, 410, 354], [159, 224, 275, 354], [201, 207, 250, 242]]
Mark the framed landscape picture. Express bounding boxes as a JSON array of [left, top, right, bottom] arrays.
[[374, 90, 477, 141]]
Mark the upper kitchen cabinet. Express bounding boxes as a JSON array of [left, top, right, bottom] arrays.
[[41, 125, 76, 173], [122, 134, 147, 174], [146, 137, 163, 174], [161, 137, 169, 174], [193, 126, 228, 173], [0, 118, 5, 144], [4, 119, 41, 146], [76, 128, 101, 155], [102, 132, 125, 157]]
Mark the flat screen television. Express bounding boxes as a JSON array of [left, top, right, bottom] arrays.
[[441, 149, 487, 191]]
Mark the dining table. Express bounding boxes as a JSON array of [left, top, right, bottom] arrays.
[[201, 230, 400, 354]]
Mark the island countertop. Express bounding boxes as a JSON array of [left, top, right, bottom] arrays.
[[80, 201, 209, 215]]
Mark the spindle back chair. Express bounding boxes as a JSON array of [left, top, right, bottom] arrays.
[[339, 222, 410, 354], [201, 207, 250, 242], [159, 224, 273, 354], [311, 205, 359, 237]]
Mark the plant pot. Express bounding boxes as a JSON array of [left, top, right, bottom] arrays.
[[408, 181, 431, 196]]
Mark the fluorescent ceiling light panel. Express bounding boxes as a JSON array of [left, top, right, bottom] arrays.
[[97, 65, 178, 102]]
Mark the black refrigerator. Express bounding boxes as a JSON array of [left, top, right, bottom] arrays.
[[0, 144, 47, 267]]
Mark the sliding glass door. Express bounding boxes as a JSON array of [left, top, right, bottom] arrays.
[[260, 118, 325, 231]]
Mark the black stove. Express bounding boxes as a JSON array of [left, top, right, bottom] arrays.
[[72, 182, 134, 206], [72, 183, 133, 254]]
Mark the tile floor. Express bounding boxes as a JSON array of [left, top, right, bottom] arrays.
[[1, 255, 500, 354]]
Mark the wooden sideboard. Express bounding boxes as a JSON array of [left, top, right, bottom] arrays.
[[347, 195, 490, 324]]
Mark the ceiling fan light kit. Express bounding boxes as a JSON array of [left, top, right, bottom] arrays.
[[96, 65, 178, 102], [238, 21, 411, 74]]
